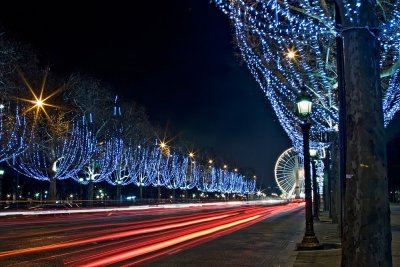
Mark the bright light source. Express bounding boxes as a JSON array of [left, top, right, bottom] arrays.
[[309, 148, 318, 157], [18, 71, 63, 121], [35, 99, 43, 107], [285, 48, 298, 60]]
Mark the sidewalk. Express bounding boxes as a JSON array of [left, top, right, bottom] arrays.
[[293, 204, 400, 267]]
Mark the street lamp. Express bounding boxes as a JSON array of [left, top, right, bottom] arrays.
[[296, 86, 322, 250], [309, 148, 320, 221]]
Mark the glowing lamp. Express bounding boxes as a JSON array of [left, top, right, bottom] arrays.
[[309, 149, 317, 158], [296, 86, 312, 118], [36, 100, 43, 107]]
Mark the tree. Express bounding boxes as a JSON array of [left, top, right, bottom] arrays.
[[11, 114, 95, 201], [10, 72, 95, 201], [340, 1, 392, 265], [214, 0, 393, 265]]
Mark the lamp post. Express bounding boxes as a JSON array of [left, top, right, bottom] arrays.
[[309, 148, 319, 221], [0, 169, 4, 204], [296, 86, 322, 250]]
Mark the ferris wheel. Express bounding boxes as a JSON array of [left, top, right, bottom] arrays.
[[274, 148, 305, 198]]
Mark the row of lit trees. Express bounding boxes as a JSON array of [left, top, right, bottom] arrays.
[[0, 33, 256, 201], [3, 100, 256, 201]]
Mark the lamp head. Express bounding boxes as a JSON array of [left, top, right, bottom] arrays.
[[309, 148, 318, 158], [296, 86, 312, 118]]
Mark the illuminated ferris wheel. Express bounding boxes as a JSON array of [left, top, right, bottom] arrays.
[[274, 148, 305, 198]]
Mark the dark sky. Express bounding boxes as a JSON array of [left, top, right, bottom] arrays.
[[0, 1, 292, 187]]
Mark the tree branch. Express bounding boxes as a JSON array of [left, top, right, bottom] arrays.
[[381, 57, 400, 78]]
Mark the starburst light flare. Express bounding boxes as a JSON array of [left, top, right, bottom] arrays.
[[18, 71, 63, 121]]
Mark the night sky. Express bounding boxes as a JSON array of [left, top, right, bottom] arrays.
[[0, 1, 299, 187]]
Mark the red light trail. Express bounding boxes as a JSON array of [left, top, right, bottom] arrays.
[[0, 203, 303, 266]]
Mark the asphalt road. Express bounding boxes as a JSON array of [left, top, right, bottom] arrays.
[[0, 203, 304, 266]]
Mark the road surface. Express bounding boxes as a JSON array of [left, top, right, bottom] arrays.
[[0, 202, 303, 266]]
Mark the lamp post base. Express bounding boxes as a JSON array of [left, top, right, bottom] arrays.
[[297, 235, 323, 251]]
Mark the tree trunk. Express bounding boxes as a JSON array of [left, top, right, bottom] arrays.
[[330, 131, 340, 223], [323, 162, 329, 211], [87, 181, 94, 207], [116, 184, 122, 203], [49, 177, 57, 202], [341, 1, 392, 266], [0, 175, 3, 201]]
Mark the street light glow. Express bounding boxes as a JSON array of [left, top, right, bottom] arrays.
[[35, 99, 43, 107], [18, 71, 63, 120], [285, 48, 298, 60]]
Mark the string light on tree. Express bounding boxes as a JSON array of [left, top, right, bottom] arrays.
[[0, 106, 27, 163], [213, 1, 400, 152]]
